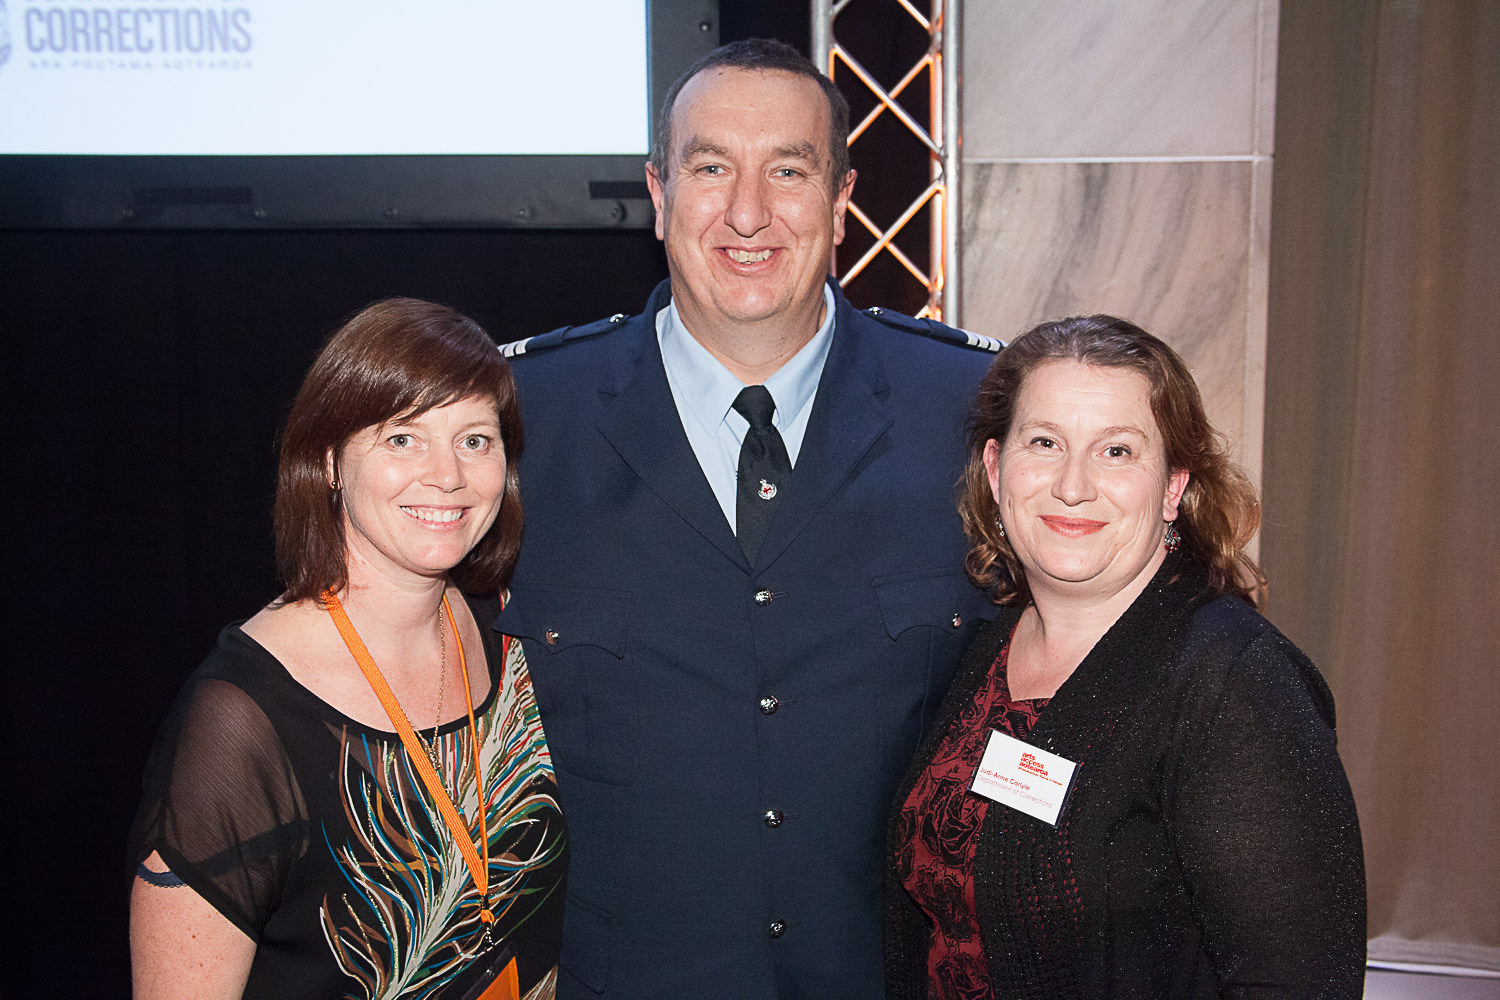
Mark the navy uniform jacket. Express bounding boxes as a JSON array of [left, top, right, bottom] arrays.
[[494, 279, 1000, 999]]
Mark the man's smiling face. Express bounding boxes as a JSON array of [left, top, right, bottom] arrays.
[[647, 66, 855, 342]]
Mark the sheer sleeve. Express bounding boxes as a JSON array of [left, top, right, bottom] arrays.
[[1170, 631, 1367, 999], [128, 675, 309, 940]]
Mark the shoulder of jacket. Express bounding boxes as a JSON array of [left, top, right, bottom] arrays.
[[497, 311, 636, 359], [1183, 596, 1335, 725], [858, 305, 1005, 353], [1188, 593, 1275, 643]]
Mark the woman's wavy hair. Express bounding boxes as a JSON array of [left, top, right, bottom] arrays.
[[959, 315, 1266, 608], [275, 298, 523, 603]]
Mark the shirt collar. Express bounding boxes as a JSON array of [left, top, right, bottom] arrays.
[[657, 283, 837, 438]]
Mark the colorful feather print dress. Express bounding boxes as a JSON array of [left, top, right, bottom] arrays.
[[130, 593, 567, 999]]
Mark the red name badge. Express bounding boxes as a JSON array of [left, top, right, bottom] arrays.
[[970, 729, 1079, 826]]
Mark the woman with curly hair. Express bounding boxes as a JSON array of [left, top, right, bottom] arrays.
[[886, 315, 1365, 999]]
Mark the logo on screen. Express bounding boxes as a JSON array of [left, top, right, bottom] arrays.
[[15, 4, 252, 71]]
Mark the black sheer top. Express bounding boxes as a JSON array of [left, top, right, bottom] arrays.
[[129, 594, 567, 999]]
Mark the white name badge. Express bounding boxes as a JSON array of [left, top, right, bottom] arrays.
[[970, 729, 1080, 827]]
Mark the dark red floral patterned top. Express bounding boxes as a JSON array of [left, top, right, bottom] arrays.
[[895, 633, 1046, 1000]]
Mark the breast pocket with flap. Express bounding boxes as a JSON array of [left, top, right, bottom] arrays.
[[494, 585, 637, 786], [871, 566, 998, 752], [872, 566, 996, 642]]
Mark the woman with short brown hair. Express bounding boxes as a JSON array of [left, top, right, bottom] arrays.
[[129, 299, 566, 999], [886, 315, 1365, 998]]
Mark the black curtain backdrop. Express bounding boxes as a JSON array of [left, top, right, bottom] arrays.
[[0, 4, 949, 995]]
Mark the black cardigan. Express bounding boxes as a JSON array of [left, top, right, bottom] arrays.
[[884, 556, 1367, 999]]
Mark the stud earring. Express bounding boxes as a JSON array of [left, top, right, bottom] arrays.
[[1164, 521, 1181, 552]]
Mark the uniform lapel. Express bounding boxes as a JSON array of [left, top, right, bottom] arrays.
[[753, 285, 893, 571], [593, 286, 749, 572]]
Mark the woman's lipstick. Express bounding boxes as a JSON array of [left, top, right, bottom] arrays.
[[1039, 515, 1107, 537]]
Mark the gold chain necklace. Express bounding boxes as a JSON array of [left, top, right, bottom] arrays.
[[416, 601, 448, 771]]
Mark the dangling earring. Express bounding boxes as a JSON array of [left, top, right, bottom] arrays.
[[1163, 521, 1181, 552], [994, 514, 1006, 539]]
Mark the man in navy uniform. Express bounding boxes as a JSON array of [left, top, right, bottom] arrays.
[[496, 39, 1000, 998]]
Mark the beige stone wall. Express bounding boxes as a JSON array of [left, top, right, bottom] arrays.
[[960, 0, 1278, 489]]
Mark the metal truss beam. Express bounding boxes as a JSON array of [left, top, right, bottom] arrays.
[[813, 0, 961, 324]]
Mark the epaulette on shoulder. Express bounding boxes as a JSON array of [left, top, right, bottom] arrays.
[[498, 312, 632, 359], [862, 305, 1004, 353]]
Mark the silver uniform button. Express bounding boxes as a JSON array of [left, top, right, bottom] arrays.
[[754, 589, 773, 606], [951, 613, 963, 627], [763, 809, 784, 828], [545, 628, 560, 645], [768, 919, 786, 938], [759, 695, 779, 715]]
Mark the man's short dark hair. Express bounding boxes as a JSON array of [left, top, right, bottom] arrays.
[[649, 38, 852, 191]]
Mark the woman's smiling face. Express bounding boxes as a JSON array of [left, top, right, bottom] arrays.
[[985, 360, 1189, 602], [333, 394, 507, 587]]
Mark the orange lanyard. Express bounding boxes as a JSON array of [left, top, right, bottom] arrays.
[[323, 590, 497, 927]]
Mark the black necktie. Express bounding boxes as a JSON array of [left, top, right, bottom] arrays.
[[733, 385, 792, 562]]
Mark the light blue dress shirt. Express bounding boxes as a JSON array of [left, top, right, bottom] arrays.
[[656, 284, 837, 534]]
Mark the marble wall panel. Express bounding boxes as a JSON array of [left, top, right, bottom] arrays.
[[964, 0, 1278, 158], [962, 160, 1258, 464]]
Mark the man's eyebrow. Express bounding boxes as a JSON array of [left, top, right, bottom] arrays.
[[772, 141, 819, 163], [679, 137, 731, 161], [676, 138, 822, 165]]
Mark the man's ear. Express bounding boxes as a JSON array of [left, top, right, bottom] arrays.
[[646, 161, 668, 241], [830, 168, 857, 247]]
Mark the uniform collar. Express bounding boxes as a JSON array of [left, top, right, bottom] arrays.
[[656, 283, 837, 439]]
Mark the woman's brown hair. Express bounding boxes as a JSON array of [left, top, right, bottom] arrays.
[[959, 314, 1266, 608], [275, 298, 523, 602]]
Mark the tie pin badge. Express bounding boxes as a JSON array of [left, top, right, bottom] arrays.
[[758, 480, 778, 501]]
